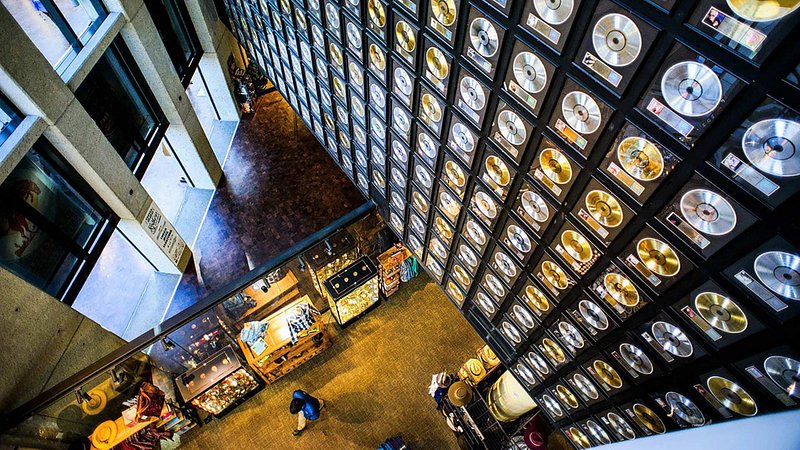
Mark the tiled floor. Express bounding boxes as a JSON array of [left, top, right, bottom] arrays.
[[178, 275, 485, 450]]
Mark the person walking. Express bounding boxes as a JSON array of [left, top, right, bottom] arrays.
[[289, 389, 325, 436]]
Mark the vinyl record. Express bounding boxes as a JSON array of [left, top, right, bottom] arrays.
[[707, 376, 757, 416], [586, 420, 612, 444], [764, 356, 800, 399], [516, 362, 538, 385], [573, 373, 599, 400], [459, 243, 479, 269], [579, 300, 609, 330], [447, 282, 465, 304], [694, 292, 748, 333], [410, 215, 425, 236], [391, 192, 405, 212], [433, 0, 457, 26], [426, 47, 449, 80], [607, 412, 636, 440], [665, 392, 705, 427], [475, 191, 498, 219], [742, 119, 800, 177], [593, 360, 623, 388], [617, 137, 664, 181], [562, 91, 602, 134], [502, 321, 523, 343], [556, 385, 579, 409], [633, 404, 666, 434], [534, 0, 573, 25], [485, 155, 511, 186], [326, 3, 340, 28], [726, 0, 800, 22], [346, 23, 362, 48], [395, 21, 416, 52], [620, 343, 654, 375], [486, 273, 506, 298], [418, 132, 437, 159], [513, 304, 536, 330], [392, 141, 409, 164], [412, 191, 428, 213], [527, 351, 550, 376], [637, 238, 681, 277], [430, 238, 447, 260], [440, 191, 460, 217], [476, 291, 496, 314], [495, 251, 518, 278], [509, 224, 533, 253], [592, 14, 642, 67], [543, 337, 566, 363], [466, 220, 487, 246], [539, 148, 573, 184], [567, 426, 591, 449], [513, 52, 547, 93], [542, 394, 564, 417], [543, 261, 569, 289], [680, 189, 737, 236], [369, 44, 386, 70], [559, 321, 585, 348], [522, 190, 550, 222], [498, 110, 527, 145], [469, 18, 500, 58], [434, 216, 453, 241], [329, 44, 344, 67], [652, 321, 693, 357], [422, 93, 443, 122], [367, 0, 386, 27], [453, 123, 476, 153], [445, 161, 466, 188], [459, 76, 487, 110], [561, 230, 592, 262], [393, 108, 411, 132], [604, 273, 640, 307], [394, 67, 413, 96], [525, 285, 551, 313], [349, 63, 364, 87], [661, 62, 722, 117], [415, 165, 432, 189], [754, 251, 800, 300]]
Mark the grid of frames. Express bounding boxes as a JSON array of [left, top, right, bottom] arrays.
[[220, 0, 800, 447]]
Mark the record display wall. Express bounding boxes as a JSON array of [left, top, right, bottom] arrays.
[[221, 0, 800, 446]]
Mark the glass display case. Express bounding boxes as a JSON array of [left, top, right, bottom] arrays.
[[323, 256, 380, 325], [303, 230, 359, 297], [175, 346, 262, 417]]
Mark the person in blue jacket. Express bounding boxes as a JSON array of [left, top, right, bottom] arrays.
[[290, 389, 325, 436]]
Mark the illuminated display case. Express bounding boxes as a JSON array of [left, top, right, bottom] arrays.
[[303, 230, 359, 297], [324, 256, 380, 325]]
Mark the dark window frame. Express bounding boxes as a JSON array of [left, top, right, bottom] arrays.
[[143, 0, 203, 87], [0, 93, 23, 145]]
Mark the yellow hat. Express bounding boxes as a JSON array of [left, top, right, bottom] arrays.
[[90, 420, 118, 450]]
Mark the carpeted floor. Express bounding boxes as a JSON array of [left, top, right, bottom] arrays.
[[178, 274, 485, 450]]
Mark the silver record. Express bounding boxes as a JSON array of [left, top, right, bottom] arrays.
[[469, 18, 500, 57], [349, 63, 363, 86], [607, 412, 636, 440], [680, 189, 737, 236], [534, 0, 574, 25], [513, 52, 547, 93], [346, 23, 362, 48], [559, 321, 585, 348], [495, 252, 518, 278], [410, 215, 425, 236], [661, 61, 722, 117], [390, 167, 405, 186], [477, 292, 496, 314], [393, 108, 411, 132], [665, 392, 706, 426], [394, 67, 413, 96], [527, 351, 550, 376], [586, 420, 612, 444], [418, 133, 438, 159], [391, 141, 408, 164], [508, 224, 532, 253], [652, 321, 694, 357], [579, 300, 609, 331], [574, 373, 599, 400], [742, 119, 800, 177], [487, 273, 506, 298], [466, 220, 487, 246], [754, 251, 800, 300], [562, 91, 602, 134], [592, 14, 642, 67], [415, 165, 433, 189], [620, 343, 654, 375], [440, 191, 459, 217], [459, 244, 479, 269], [516, 362, 538, 385], [371, 117, 385, 136], [453, 123, 476, 153], [498, 110, 527, 145], [513, 304, 536, 330], [326, 4, 340, 28], [308, 0, 320, 11], [390, 192, 404, 211], [370, 84, 386, 107], [475, 191, 498, 218], [542, 394, 564, 417], [522, 190, 549, 222], [764, 356, 800, 399], [459, 76, 487, 110]]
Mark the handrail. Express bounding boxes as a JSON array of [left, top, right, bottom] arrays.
[[1, 201, 375, 431]]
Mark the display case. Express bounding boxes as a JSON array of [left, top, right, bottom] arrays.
[[176, 346, 262, 417], [303, 229, 359, 297], [324, 256, 380, 325]]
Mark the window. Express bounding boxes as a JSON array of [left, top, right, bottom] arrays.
[[0, 138, 115, 302], [75, 36, 167, 177], [143, 0, 202, 86], [2, 0, 106, 74], [0, 93, 22, 146]]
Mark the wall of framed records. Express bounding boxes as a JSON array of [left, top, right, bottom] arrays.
[[220, 0, 800, 446]]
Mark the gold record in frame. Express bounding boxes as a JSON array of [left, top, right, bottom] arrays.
[[585, 190, 624, 227], [485, 155, 511, 186], [433, 0, 457, 25], [636, 238, 680, 277], [603, 273, 640, 307], [633, 404, 666, 434], [707, 376, 757, 416], [395, 21, 416, 52], [539, 148, 572, 184], [434, 216, 453, 241], [368, 0, 386, 27], [617, 137, 664, 181], [422, 93, 443, 122], [542, 261, 569, 289], [525, 285, 551, 313], [445, 160, 466, 188], [426, 47, 449, 80], [568, 426, 591, 449], [695, 292, 748, 334], [369, 44, 386, 70], [561, 230, 592, 262], [555, 385, 579, 409], [542, 338, 566, 363], [726, 0, 800, 22], [593, 360, 623, 388]]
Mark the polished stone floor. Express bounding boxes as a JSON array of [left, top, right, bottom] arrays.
[[179, 275, 485, 450]]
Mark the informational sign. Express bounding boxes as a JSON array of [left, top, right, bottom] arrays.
[[141, 201, 186, 266]]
